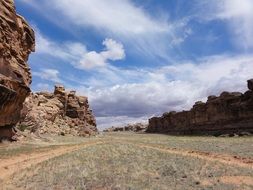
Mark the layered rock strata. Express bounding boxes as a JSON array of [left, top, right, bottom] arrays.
[[18, 85, 97, 137], [147, 80, 253, 135], [0, 0, 35, 139]]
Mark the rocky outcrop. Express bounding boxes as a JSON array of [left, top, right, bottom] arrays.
[[17, 85, 97, 137], [104, 123, 147, 133], [248, 79, 253, 91], [0, 0, 35, 140], [147, 80, 253, 135]]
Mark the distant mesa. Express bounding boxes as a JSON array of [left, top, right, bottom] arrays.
[[104, 79, 253, 136], [104, 123, 147, 133], [147, 79, 253, 136]]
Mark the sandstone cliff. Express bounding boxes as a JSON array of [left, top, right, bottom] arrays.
[[0, 0, 35, 139], [147, 79, 253, 135], [18, 85, 97, 137]]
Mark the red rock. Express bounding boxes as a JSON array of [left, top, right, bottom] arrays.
[[18, 86, 97, 136], [0, 0, 35, 140], [147, 80, 253, 135]]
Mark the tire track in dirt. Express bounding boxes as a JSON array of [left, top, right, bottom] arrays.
[[133, 143, 253, 169], [0, 141, 104, 182]]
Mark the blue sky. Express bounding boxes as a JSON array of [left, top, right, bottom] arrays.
[[17, 0, 253, 129]]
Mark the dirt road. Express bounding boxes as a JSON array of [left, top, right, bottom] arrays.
[[0, 141, 103, 187], [0, 133, 253, 189], [134, 143, 253, 169]]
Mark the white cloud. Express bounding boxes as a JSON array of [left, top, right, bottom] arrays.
[[48, 0, 169, 35], [35, 29, 124, 70], [77, 38, 125, 69], [19, 1, 253, 131], [217, 0, 253, 19], [195, 0, 253, 50], [97, 116, 148, 131], [101, 39, 125, 61], [73, 54, 253, 129], [22, 0, 189, 59], [30, 28, 253, 129], [34, 69, 61, 83], [35, 29, 87, 61]]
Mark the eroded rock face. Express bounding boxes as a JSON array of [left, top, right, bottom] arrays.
[[248, 79, 253, 91], [147, 80, 253, 135], [0, 0, 35, 139], [18, 85, 97, 137]]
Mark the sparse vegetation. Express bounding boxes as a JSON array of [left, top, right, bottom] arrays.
[[0, 134, 99, 159], [1, 133, 252, 190]]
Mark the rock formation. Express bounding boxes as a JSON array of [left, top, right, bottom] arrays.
[[18, 85, 97, 137], [147, 80, 253, 135], [104, 123, 147, 133], [0, 0, 35, 140]]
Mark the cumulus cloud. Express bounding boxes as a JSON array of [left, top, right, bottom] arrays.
[[77, 38, 125, 69], [32, 33, 253, 129], [73, 54, 253, 129], [31, 27, 253, 129], [20, 1, 253, 130], [102, 39, 126, 61], [97, 116, 148, 131], [36, 30, 124, 70], [195, 0, 253, 50]]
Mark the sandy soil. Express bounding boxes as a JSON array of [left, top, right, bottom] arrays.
[[0, 141, 103, 187], [0, 133, 252, 189], [134, 143, 253, 169]]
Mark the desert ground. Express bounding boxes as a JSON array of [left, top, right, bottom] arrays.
[[0, 133, 252, 190]]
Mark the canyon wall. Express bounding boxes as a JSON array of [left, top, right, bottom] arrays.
[[18, 85, 97, 137], [0, 0, 35, 139], [147, 80, 253, 135]]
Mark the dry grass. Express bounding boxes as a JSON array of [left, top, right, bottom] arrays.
[[1, 132, 253, 190], [105, 132, 253, 158], [0, 134, 102, 159]]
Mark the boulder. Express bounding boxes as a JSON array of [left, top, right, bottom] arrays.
[[0, 0, 35, 140]]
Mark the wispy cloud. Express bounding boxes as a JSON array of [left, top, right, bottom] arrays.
[[35, 28, 88, 64], [194, 0, 253, 50], [19, 0, 253, 130], [22, 0, 190, 60], [69, 54, 253, 129], [36, 29, 124, 70], [34, 69, 62, 83], [51, 0, 169, 35]]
